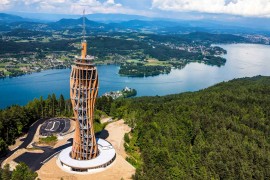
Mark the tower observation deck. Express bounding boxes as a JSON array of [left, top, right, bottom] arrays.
[[58, 11, 116, 173]]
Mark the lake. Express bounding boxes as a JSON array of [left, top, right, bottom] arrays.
[[0, 43, 269, 109]]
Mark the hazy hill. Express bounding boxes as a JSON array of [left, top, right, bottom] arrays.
[[182, 32, 246, 43], [86, 13, 154, 22], [112, 20, 179, 28], [0, 13, 24, 22], [48, 17, 105, 30]]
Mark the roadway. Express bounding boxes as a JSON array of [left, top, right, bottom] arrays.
[[1, 118, 108, 171], [14, 130, 108, 171], [0, 118, 47, 167], [0, 118, 71, 171], [14, 141, 72, 171]]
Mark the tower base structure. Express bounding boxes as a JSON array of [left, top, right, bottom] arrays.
[[58, 138, 116, 173]]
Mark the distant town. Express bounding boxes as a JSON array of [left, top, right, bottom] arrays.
[[0, 13, 269, 78]]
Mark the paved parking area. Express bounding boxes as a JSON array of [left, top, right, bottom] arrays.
[[39, 118, 70, 136]]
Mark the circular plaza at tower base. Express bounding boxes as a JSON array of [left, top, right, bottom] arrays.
[[58, 138, 116, 173]]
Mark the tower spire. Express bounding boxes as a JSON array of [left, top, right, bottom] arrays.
[[81, 9, 87, 60], [82, 9, 86, 41]]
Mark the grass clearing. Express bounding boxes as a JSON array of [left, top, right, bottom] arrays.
[[39, 135, 57, 146], [4, 71, 11, 75], [15, 40, 30, 43], [145, 59, 171, 67], [126, 59, 141, 63], [0, 63, 8, 67]]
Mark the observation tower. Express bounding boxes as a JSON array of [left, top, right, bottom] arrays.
[[58, 11, 116, 173], [70, 22, 98, 161]]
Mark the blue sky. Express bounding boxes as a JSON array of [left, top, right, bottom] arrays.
[[1, 0, 270, 19]]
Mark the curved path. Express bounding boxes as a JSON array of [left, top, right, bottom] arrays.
[[14, 141, 72, 171], [0, 118, 110, 172], [0, 118, 47, 167], [0, 118, 72, 171]]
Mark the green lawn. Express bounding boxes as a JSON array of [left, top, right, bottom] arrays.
[[39, 135, 58, 146], [4, 71, 12, 75], [145, 59, 171, 67], [0, 63, 8, 67], [15, 40, 30, 42], [126, 59, 141, 63]]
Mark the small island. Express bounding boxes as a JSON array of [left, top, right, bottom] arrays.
[[118, 54, 226, 77], [103, 87, 137, 99], [119, 60, 171, 77]]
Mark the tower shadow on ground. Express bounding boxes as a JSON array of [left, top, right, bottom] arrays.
[[96, 129, 109, 139]]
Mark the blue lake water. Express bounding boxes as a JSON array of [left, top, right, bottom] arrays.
[[0, 43, 270, 109]]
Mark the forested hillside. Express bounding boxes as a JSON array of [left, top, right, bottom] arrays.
[[110, 76, 270, 179], [1, 76, 270, 179]]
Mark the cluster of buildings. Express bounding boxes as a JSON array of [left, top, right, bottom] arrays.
[[103, 87, 135, 99], [244, 34, 270, 45], [160, 42, 226, 55], [0, 54, 71, 77]]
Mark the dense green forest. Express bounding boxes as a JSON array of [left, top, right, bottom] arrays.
[[0, 163, 37, 180], [109, 76, 270, 179], [144, 32, 246, 44], [1, 76, 270, 179], [0, 39, 75, 54]]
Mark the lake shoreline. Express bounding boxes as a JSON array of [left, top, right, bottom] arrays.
[[0, 43, 270, 109]]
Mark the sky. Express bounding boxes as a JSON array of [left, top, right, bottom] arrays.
[[1, 0, 270, 19]]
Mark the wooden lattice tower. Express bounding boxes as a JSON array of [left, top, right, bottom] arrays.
[[70, 11, 99, 160]]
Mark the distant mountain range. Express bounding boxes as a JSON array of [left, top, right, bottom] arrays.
[[0, 13, 269, 36], [3, 12, 155, 22], [0, 13, 28, 23]]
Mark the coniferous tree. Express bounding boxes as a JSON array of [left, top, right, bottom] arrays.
[[1, 164, 11, 180], [51, 93, 57, 117], [39, 96, 44, 118], [11, 162, 38, 180], [0, 138, 8, 155], [59, 94, 65, 114]]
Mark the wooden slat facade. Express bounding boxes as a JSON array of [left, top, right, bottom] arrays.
[[70, 41, 99, 160]]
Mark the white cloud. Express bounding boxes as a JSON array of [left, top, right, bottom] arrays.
[[152, 0, 270, 17], [0, 0, 11, 11], [0, 0, 126, 14], [106, 0, 115, 5], [103, 0, 122, 7]]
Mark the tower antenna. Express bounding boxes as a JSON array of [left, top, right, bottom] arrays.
[[82, 9, 86, 41]]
